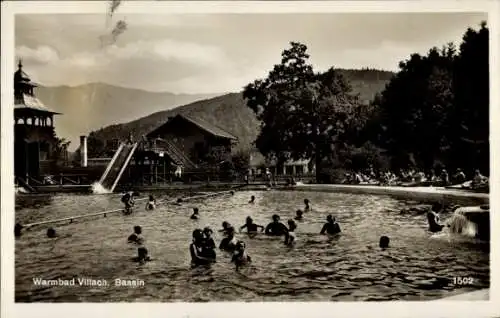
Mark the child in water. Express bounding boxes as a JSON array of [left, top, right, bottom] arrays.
[[231, 241, 252, 270], [295, 210, 304, 221], [121, 191, 135, 215], [249, 195, 255, 204], [133, 247, 152, 264], [239, 216, 264, 235], [320, 215, 341, 235], [219, 221, 233, 236], [304, 199, 311, 212], [145, 195, 156, 211], [190, 229, 216, 267], [285, 219, 297, 246], [128, 226, 144, 245], [219, 226, 238, 252], [190, 207, 199, 220]]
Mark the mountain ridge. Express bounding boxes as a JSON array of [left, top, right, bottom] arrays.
[[86, 68, 395, 155]]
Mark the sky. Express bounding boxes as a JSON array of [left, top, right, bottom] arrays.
[[15, 12, 487, 94]]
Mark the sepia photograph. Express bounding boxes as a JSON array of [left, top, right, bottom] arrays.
[[1, 0, 499, 317]]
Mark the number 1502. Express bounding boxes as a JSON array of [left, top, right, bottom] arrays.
[[453, 277, 474, 285]]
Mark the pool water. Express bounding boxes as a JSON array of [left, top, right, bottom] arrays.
[[15, 190, 489, 302]]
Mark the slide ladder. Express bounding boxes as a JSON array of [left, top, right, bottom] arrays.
[[155, 138, 197, 170], [99, 142, 138, 192]]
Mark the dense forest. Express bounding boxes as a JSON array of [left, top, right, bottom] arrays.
[[243, 22, 489, 181]]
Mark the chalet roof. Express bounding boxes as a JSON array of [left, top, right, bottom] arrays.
[[181, 114, 237, 140], [148, 113, 237, 140], [15, 94, 61, 115]]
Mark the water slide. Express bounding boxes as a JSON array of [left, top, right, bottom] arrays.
[[98, 142, 138, 192]]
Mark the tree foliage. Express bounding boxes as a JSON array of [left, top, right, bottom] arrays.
[[243, 42, 360, 180], [371, 22, 489, 174]]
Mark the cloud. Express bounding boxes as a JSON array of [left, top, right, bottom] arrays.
[[15, 38, 233, 90], [15, 45, 60, 65]]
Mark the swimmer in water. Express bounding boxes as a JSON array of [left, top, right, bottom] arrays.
[[121, 191, 135, 214], [249, 195, 255, 204], [190, 207, 199, 220], [219, 226, 238, 252], [285, 219, 297, 245], [295, 210, 304, 221], [426, 209, 444, 233], [379, 236, 390, 249], [128, 226, 144, 245], [320, 215, 341, 235], [47, 227, 57, 238], [15, 223, 23, 238], [202, 227, 217, 259], [239, 216, 264, 235], [304, 199, 310, 212], [231, 241, 252, 270], [190, 229, 216, 267], [145, 195, 156, 211], [219, 221, 234, 236], [133, 247, 151, 264], [265, 214, 289, 237]]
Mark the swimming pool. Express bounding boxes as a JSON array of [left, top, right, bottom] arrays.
[[15, 190, 489, 302]]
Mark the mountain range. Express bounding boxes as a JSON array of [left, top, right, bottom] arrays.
[[37, 69, 395, 153], [35, 83, 219, 150]]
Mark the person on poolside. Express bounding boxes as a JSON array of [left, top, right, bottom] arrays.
[[285, 219, 297, 246], [304, 199, 311, 212], [452, 168, 466, 185], [239, 216, 264, 235], [219, 221, 234, 236], [249, 195, 256, 204], [471, 169, 489, 189], [128, 226, 145, 245], [320, 215, 341, 235], [295, 209, 304, 221], [439, 169, 450, 186], [190, 229, 216, 267], [145, 195, 156, 211], [265, 214, 289, 237], [190, 207, 200, 220], [219, 226, 238, 252], [231, 241, 252, 270]]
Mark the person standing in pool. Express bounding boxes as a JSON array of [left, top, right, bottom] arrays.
[[265, 214, 289, 237], [128, 226, 145, 245], [219, 227, 238, 252], [304, 199, 311, 212], [190, 229, 216, 267], [320, 215, 341, 235], [121, 191, 135, 214], [231, 241, 252, 270], [239, 216, 264, 235], [202, 227, 217, 259], [145, 195, 156, 211], [426, 207, 444, 233], [191, 207, 200, 220], [285, 219, 297, 245], [219, 221, 234, 236]]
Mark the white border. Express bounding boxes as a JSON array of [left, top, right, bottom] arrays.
[[1, 1, 499, 318]]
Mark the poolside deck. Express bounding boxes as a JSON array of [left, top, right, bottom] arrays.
[[294, 184, 489, 205]]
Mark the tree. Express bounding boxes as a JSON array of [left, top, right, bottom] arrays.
[[243, 42, 360, 181], [231, 150, 250, 173]]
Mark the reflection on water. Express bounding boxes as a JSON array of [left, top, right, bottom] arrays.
[[15, 191, 489, 302]]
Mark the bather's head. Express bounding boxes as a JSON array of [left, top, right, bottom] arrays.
[[134, 225, 142, 234], [379, 236, 390, 249]]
